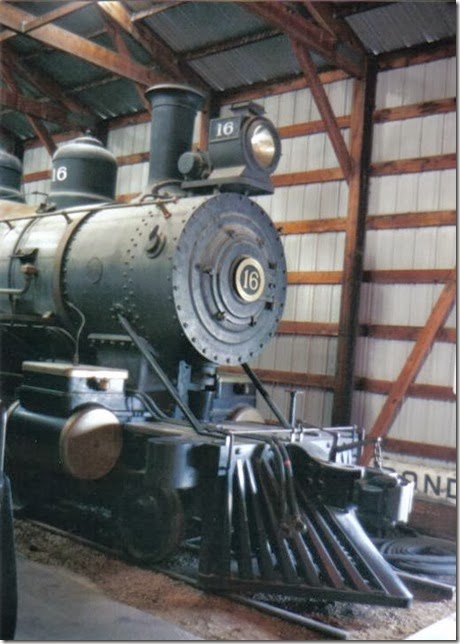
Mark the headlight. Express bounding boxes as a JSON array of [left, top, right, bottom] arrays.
[[181, 102, 282, 195], [248, 122, 280, 171]]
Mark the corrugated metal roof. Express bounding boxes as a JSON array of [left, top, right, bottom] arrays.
[[0, 1, 456, 143], [346, 1, 456, 55], [189, 35, 307, 92], [26, 48, 109, 90], [0, 109, 60, 140], [143, 2, 269, 53], [76, 78, 144, 120]]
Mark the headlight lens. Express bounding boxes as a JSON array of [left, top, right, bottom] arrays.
[[250, 123, 278, 168]]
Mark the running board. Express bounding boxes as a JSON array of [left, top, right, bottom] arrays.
[[198, 442, 413, 607]]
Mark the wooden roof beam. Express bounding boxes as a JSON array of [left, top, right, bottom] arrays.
[[97, 1, 208, 91], [302, 1, 367, 55], [0, 63, 57, 155], [17, 2, 90, 33], [290, 39, 352, 182], [0, 29, 15, 43], [0, 1, 89, 42], [0, 2, 162, 86], [0, 88, 74, 129], [243, 1, 364, 78], [183, 28, 280, 61], [28, 117, 57, 157], [1, 43, 95, 125], [99, 8, 151, 112], [131, 2, 183, 22]]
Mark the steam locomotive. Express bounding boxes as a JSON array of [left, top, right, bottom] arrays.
[[0, 84, 414, 606]]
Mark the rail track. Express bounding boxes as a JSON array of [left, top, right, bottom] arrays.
[[15, 505, 455, 642]]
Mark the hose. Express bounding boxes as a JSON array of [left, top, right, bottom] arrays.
[[378, 536, 456, 576]]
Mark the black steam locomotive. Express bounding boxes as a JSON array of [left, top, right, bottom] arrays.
[[0, 84, 414, 606]]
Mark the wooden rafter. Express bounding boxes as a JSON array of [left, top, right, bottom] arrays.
[[0, 61, 57, 155], [302, 1, 367, 54], [15, 1, 89, 33], [97, 1, 207, 91], [331, 60, 377, 425], [0, 29, 15, 43], [27, 117, 57, 157], [183, 28, 280, 61], [0, 88, 73, 129], [359, 270, 457, 466], [1, 43, 94, 124], [0, 1, 89, 42], [131, 2, 183, 22], [243, 1, 364, 78], [290, 38, 353, 182], [99, 7, 151, 111], [0, 2, 162, 86]]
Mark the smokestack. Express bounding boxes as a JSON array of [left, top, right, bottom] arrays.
[[145, 84, 205, 188]]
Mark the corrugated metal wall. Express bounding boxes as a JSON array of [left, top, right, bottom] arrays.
[[249, 80, 352, 424], [21, 55, 456, 452], [252, 59, 456, 447], [357, 58, 456, 448], [22, 145, 51, 206]]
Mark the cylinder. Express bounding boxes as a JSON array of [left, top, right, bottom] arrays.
[[7, 403, 122, 480], [145, 84, 205, 187], [48, 136, 117, 209], [0, 149, 24, 202]]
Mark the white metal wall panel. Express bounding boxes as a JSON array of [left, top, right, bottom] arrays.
[[282, 232, 345, 271], [364, 226, 456, 270], [256, 180, 349, 222], [356, 337, 455, 386], [287, 285, 341, 323], [23, 145, 50, 175], [23, 179, 50, 206], [372, 113, 455, 163], [368, 168, 456, 214], [375, 58, 455, 109], [360, 283, 455, 326], [438, 168, 456, 208], [278, 131, 349, 173], [107, 121, 150, 157], [355, 57, 456, 451], [115, 162, 149, 197], [352, 391, 456, 448], [257, 385, 333, 428], [416, 342, 456, 387], [259, 79, 352, 127], [23, 145, 51, 205]]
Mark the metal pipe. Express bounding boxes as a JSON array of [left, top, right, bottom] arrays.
[[117, 311, 209, 435], [0, 272, 33, 297], [396, 570, 455, 600], [242, 362, 291, 428], [224, 594, 349, 640]]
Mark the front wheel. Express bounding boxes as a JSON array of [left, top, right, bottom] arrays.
[[118, 485, 184, 563]]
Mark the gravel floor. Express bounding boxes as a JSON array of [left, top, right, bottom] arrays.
[[13, 519, 456, 641]]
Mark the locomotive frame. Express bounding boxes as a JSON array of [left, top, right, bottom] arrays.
[[0, 83, 414, 608]]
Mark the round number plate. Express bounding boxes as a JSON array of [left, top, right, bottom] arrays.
[[234, 257, 266, 303]]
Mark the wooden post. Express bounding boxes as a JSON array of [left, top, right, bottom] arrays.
[[331, 59, 377, 425]]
